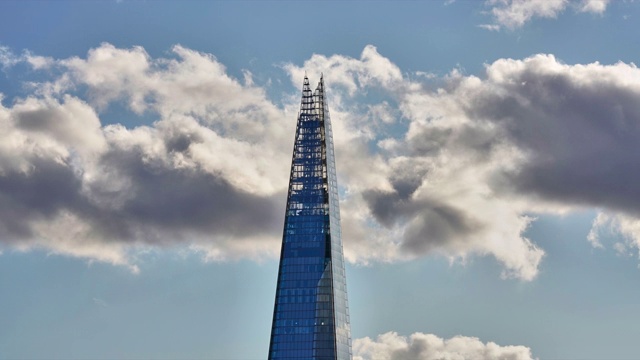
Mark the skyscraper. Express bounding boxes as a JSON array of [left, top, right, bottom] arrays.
[[268, 76, 352, 360]]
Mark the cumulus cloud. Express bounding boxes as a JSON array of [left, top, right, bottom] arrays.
[[400, 54, 640, 275], [285, 48, 543, 280], [0, 46, 53, 70], [0, 46, 20, 69], [483, 0, 611, 30], [285, 47, 640, 280], [2, 43, 640, 279], [588, 212, 640, 256], [354, 332, 534, 360], [463, 55, 640, 213], [0, 44, 293, 269]]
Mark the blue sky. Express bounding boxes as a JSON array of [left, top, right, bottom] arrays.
[[1, 1, 640, 359]]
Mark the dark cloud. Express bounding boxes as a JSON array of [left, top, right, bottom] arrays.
[[364, 187, 481, 255], [0, 145, 284, 247], [362, 160, 428, 227], [363, 190, 410, 227], [97, 145, 284, 241], [400, 201, 481, 254], [0, 157, 82, 242], [462, 57, 640, 214], [407, 126, 452, 155], [399, 55, 640, 220], [0, 111, 284, 259]]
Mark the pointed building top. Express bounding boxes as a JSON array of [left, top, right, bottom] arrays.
[[315, 76, 324, 93], [270, 71, 351, 360], [302, 74, 312, 92]]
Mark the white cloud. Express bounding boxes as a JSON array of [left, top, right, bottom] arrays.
[[25, 52, 54, 70], [579, 0, 610, 13], [285, 49, 545, 280], [478, 24, 502, 31], [486, 0, 568, 29], [396, 53, 640, 278], [484, 0, 611, 30], [588, 212, 640, 257], [0, 43, 292, 270], [0, 46, 19, 69], [283, 45, 404, 97], [0, 46, 54, 70], [2, 43, 640, 279], [354, 332, 535, 360], [285, 49, 640, 280]]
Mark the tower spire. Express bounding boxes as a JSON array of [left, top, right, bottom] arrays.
[[268, 76, 352, 360]]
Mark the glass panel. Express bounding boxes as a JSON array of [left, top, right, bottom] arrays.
[[268, 77, 352, 360]]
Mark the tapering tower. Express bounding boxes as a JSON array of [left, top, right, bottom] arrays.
[[268, 76, 352, 360]]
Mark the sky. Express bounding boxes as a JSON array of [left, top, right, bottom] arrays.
[[1, 0, 640, 359]]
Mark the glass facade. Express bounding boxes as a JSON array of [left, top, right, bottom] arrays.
[[268, 76, 352, 360]]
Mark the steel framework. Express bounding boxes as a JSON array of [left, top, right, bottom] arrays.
[[268, 76, 352, 360]]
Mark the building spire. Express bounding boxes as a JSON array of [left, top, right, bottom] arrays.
[[268, 75, 352, 360], [300, 74, 314, 114]]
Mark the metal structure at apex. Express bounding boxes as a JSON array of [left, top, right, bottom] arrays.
[[268, 76, 352, 360]]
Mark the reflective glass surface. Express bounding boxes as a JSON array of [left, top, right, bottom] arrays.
[[268, 77, 352, 360]]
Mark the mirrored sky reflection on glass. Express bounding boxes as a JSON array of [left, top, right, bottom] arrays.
[[1, 1, 640, 359]]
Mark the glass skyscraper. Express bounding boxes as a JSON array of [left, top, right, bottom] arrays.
[[268, 76, 352, 360]]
